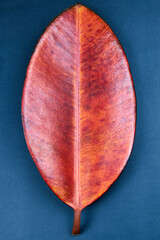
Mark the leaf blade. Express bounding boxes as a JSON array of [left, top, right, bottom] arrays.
[[22, 4, 136, 213]]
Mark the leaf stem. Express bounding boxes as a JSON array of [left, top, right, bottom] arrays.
[[72, 209, 81, 235]]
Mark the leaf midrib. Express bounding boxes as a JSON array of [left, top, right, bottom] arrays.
[[73, 5, 81, 209]]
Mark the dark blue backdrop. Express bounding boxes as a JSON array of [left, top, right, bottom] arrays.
[[1, 0, 160, 239]]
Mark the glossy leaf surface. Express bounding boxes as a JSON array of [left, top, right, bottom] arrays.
[[22, 4, 136, 234]]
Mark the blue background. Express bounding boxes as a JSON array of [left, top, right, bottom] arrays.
[[1, 0, 160, 239]]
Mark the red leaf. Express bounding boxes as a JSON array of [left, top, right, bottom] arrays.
[[22, 4, 136, 234]]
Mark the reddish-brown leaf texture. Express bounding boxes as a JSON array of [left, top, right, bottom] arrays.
[[22, 4, 136, 234]]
